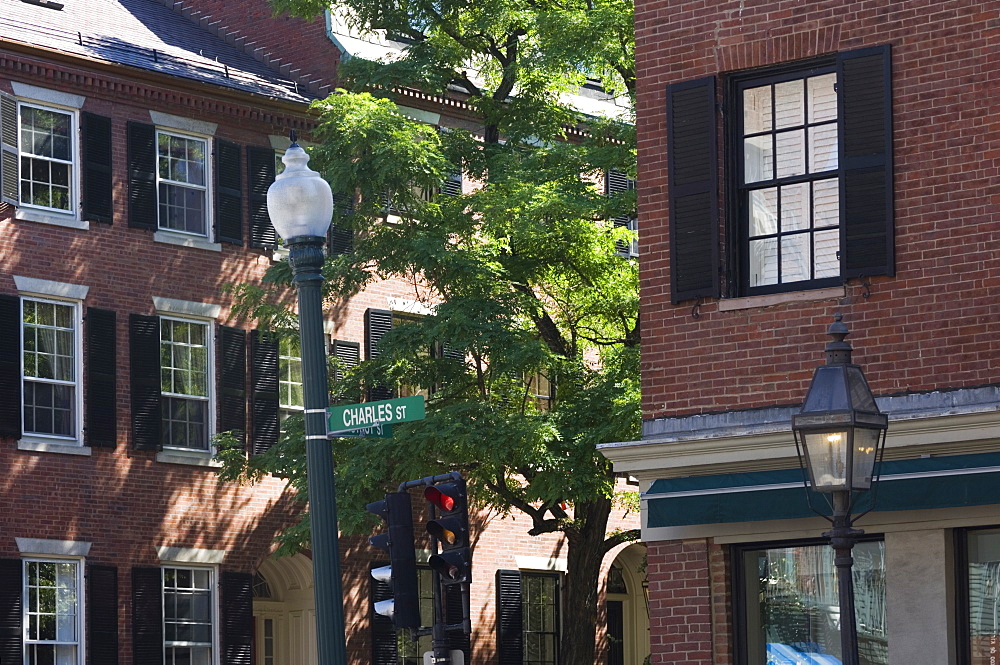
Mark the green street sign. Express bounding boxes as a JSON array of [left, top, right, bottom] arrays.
[[332, 422, 393, 438], [327, 395, 426, 435]]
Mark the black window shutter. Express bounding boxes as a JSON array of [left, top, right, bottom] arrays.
[[0, 91, 18, 206], [127, 122, 157, 230], [219, 326, 247, 441], [0, 559, 22, 665], [247, 147, 277, 249], [331, 339, 360, 383], [0, 294, 22, 440], [441, 171, 462, 197], [666, 76, 719, 304], [607, 169, 637, 255], [129, 314, 161, 450], [221, 572, 253, 665], [370, 567, 398, 665], [132, 567, 163, 665], [82, 112, 114, 224], [87, 564, 119, 665], [86, 307, 117, 448], [327, 221, 354, 256], [250, 330, 279, 455], [365, 309, 394, 401], [215, 140, 244, 245], [496, 569, 524, 665], [839, 45, 894, 279], [445, 583, 471, 659]]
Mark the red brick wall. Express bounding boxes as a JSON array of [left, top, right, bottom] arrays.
[[636, 0, 1000, 421], [646, 539, 715, 664]]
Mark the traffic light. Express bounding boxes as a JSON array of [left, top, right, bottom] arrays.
[[367, 490, 421, 629], [424, 479, 471, 584]]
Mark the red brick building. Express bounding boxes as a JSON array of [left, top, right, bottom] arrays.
[[0, 2, 644, 665], [601, 2, 1000, 664]]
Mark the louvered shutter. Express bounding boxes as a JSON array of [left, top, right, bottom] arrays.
[[250, 330, 279, 455], [445, 583, 471, 659], [215, 140, 244, 245], [441, 171, 462, 197], [82, 112, 114, 224], [666, 76, 719, 304], [330, 339, 360, 384], [370, 567, 397, 665], [0, 91, 17, 205], [0, 559, 22, 665], [219, 326, 247, 441], [0, 294, 22, 439], [365, 309, 394, 401], [127, 122, 157, 230], [247, 147, 277, 249], [132, 567, 163, 665], [496, 570, 523, 665], [129, 314, 161, 450], [221, 572, 253, 665], [86, 307, 117, 448], [607, 169, 637, 256], [87, 564, 119, 665], [839, 45, 894, 279], [327, 222, 353, 256]]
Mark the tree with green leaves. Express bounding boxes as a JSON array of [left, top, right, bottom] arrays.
[[219, 0, 638, 662]]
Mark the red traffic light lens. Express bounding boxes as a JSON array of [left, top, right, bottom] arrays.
[[424, 486, 455, 511]]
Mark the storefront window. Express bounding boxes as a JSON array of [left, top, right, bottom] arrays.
[[738, 540, 887, 665], [964, 528, 1000, 665]]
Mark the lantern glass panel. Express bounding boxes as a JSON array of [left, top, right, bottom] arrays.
[[803, 429, 850, 491], [850, 426, 881, 490]]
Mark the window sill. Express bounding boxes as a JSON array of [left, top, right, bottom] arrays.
[[156, 450, 221, 467], [15, 208, 90, 231], [718, 286, 846, 312], [153, 231, 221, 252], [18, 439, 92, 456]]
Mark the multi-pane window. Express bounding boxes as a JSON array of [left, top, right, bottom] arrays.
[[396, 568, 434, 665], [526, 372, 554, 413], [278, 336, 303, 424], [23, 559, 81, 665], [738, 69, 840, 291], [22, 298, 79, 439], [963, 528, 1000, 665], [157, 131, 209, 235], [163, 567, 214, 665], [523, 573, 560, 665], [160, 317, 211, 450], [19, 104, 75, 213], [737, 540, 887, 665]]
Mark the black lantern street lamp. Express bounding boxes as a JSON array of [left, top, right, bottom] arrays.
[[791, 314, 888, 665], [266, 134, 347, 665]]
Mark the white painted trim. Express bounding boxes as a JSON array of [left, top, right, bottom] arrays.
[[14, 208, 89, 230], [152, 297, 222, 319], [387, 297, 435, 316], [157, 546, 226, 564], [16, 537, 92, 556], [717, 286, 845, 312], [17, 439, 92, 456], [149, 111, 217, 136], [14, 276, 89, 300], [396, 105, 441, 125], [269, 135, 315, 150], [155, 451, 222, 467], [11, 82, 85, 109], [515, 555, 568, 572], [153, 231, 222, 252]]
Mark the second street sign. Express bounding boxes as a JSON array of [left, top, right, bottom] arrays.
[[327, 395, 426, 435]]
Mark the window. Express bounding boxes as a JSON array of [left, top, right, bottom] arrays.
[[22, 297, 81, 441], [19, 103, 75, 214], [735, 539, 887, 665], [157, 131, 209, 236], [525, 372, 554, 413], [960, 527, 1000, 665], [736, 69, 840, 291], [23, 559, 82, 665], [160, 317, 212, 450], [371, 566, 435, 665], [497, 570, 561, 665], [665, 46, 893, 304], [278, 336, 303, 424], [163, 566, 214, 665]]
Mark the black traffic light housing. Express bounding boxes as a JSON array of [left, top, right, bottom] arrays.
[[425, 479, 471, 584], [366, 490, 421, 629]]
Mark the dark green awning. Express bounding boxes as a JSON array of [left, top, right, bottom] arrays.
[[645, 451, 1000, 529]]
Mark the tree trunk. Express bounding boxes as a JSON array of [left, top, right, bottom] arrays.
[[560, 497, 613, 665]]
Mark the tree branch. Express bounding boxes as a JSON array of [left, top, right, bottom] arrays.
[[601, 528, 641, 554]]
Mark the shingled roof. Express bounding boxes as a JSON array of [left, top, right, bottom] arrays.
[[1, 0, 314, 103]]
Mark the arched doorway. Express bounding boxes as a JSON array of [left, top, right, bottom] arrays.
[[252, 554, 317, 665], [605, 544, 650, 665]]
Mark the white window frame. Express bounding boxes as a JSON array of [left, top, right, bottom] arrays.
[[22, 557, 85, 665], [155, 129, 212, 239], [20, 295, 84, 446], [161, 565, 218, 665], [159, 315, 215, 453], [17, 101, 79, 220], [277, 335, 303, 425]]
